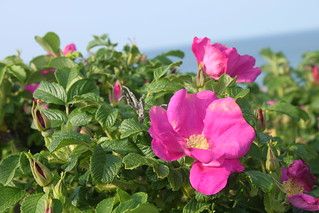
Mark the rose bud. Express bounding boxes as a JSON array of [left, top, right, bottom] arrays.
[[27, 153, 52, 187], [31, 100, 50, 131], [265, 144, 279, 172], [109, 80, 122, 104]]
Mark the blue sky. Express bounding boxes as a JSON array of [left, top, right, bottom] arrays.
[[1, 0, 319, 60]]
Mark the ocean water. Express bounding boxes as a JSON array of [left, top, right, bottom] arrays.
[[146, 29, 319, 72]]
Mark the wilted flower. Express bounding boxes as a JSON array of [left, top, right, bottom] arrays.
[[149, 89, 255, 195], [27, 153, 52, 187], [63, 43, 77, 56], [109, 80, 122, 104], [192, 37, 261, 82], [25, 83, 40, 93], [281, 160, 319, 211]]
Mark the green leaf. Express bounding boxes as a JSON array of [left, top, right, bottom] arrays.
[[210, 74, 236, 96], [245, 171, 274, 192], [41, 109, 67, 128], [90, 145, 122, 183], [153, 61, 182, 80], [96, 104, 118, 129], [68, 109, 92, 127], [48, 131, 91, 152], [50, 57, 76, 70], [20, 193, 47, 213], [96, 197, 114, 213], [183, 198, 210, 213], [113, 192, 148, 213], [30, 55, 51, 70], [168, 168, 184, 191], [0, 186, 26, 212], [54, 68, 81, 90], [123, 153, 169, 179], [100, 139, 139, 154], [265, 101, 309, 121], [0, 154, 20, 185], [0, 64, 6, 86], [67, 79, 99, 102], [35, 32, 60, 54], [8, 65, 26, 82], [119, 118, 145, 139], [33, 81, 67, 105], [130, 203, 159, 213]]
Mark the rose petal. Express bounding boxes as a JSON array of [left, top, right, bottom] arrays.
[[149, 106, 184, 161], [189, 159, 244, 195], [167, 89, 217, 138], [203, 97, 255, 160], [288, 193, 319, 212], [202, 44, 227, 79], [192, 37, 211, 63]]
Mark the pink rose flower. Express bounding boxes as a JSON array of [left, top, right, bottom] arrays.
[[63, 43, 77, 56], [149, 89, 255, 195], [192, 37, 261, 82], [281, 160, 319, 211], [24, 83, 40, 93]]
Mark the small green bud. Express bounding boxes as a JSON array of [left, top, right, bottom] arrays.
[[31, 100, 50, 131], [27, 153, 52, 187], [266, 144, 279, 172], [53, 173, 65, 203], [196, 64, 205, 88]]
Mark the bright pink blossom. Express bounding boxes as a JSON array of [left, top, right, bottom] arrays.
[[192, 37, 261, 82], [109, 80, 122, 104], [149, 89, 255, 195], [63, 43, 77, 56], [25, 83, 40, 93], [281, 160, 319, 211]]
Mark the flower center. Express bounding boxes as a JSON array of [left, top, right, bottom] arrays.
[[282, 179, 304, 195], [186, 135, 209, 150]]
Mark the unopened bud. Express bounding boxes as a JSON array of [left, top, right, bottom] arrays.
[[53, 173, 65, 203], [256, 109, 266, 131], [109, 80, 122, 104], [27, 153, 52, 187], [196, 64, 205, 88], [31, 100, 50, 131], [266, 144, 279, 172]]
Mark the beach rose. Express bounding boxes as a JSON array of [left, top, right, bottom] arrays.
[[192, 37, 261, 82], [63, 43, 77, 56], [24, 83, 40, 93], [149, 89, 255, 195]]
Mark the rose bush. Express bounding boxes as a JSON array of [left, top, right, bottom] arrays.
[[0, 32, 319, 212]]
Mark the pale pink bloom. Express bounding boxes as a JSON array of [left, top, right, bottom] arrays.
[[192, 37, 261, 82], [63, 43, 77, 56], [149, 89, 255, 195], [25, 83, 40, 93], [288, 194, 319, 212]]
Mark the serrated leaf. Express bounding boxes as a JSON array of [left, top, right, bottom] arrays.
[[30, 55, 51, 70], [67, 79, 99, 102], [35, 32, 60, 54], [265, 101, 309, 121], [68, 110, 92, 127], [33, 81, 67, 105], [50, 57, 76, 70], [0, 154, 20, 185], [100, 139, 139, 154], [54, 68, 81, 90], [119, 118, 145, 139], [0, 63, 6, 86], [96, 104, 118, 129], [183, 198, 210, 213], [96, 197, 114, 213], [168, 168, 184, 191], [41, 109, 67, 128], [245, 171, 274, 192], [153, 61, 182, 80], [8, 65, 26, 82], [20, 193, 47, 213], [123, 153, 169, 179], [113, 192, 148, 213], [91, 146, 122, 183], [0, 186, 26, 212], [48, 131, 91, 152]]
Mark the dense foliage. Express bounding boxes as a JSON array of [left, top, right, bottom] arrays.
[[1, 32, 319, 212]]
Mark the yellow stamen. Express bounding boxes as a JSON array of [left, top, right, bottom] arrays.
[[186, 135, 209, 150], [282, 179, 304, 195]]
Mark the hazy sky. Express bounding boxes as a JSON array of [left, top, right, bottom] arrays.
[[1, 0, 319, 60]]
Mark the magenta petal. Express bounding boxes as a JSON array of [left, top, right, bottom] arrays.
[[189, 159, 244, 195], [149, 106, 184, 161], [203, 97, 255, 160], [188, 148, 214, 164], [167, 89, 217, 137], [24, 83, 40, 93], [63, 43, 77, 55], [192, 37, 211, 63], [202, 44, 227, 80], [288, 194, 319, 212]]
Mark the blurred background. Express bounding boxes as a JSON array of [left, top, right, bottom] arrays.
[[1, 0, 319, 70]]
